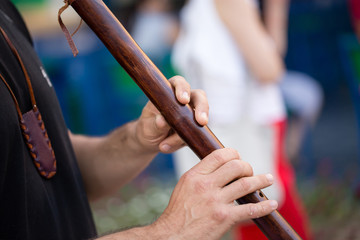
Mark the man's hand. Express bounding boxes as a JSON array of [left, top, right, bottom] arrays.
[[134, 75, 209, 154], [151, 148, 278, 239], [96, 148, 277, 240], [71, 75, 209, 201]]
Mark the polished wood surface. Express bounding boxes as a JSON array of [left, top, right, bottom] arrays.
[[69, 0, 302, 238]]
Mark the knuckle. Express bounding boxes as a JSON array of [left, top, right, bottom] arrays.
[[242, 161, 253, 176], [205, 148, 241, 170], [175, 75, 186, 81], [261, 204, 267, 216], [211, 149, 228, 165], [207, 193, 220, 205], [168, 77, 176, 84], [212, 207, 229, 222], [180, 170, 195, 183], [227, 148, 241, 160], [169, 75, 183, 86], [257, 204, 267, 218], [227, 160, 243, 173], [238, 178, 252, 192], [193, 178, 213, 194], [246, 203, 267, 219], [247, 204, 259, 218]]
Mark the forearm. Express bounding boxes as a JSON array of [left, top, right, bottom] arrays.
[[70, 121, 158, 201], [215, 0, 284, 84], [95, 220, 173, 240], [235, 23, 284, 84], [263, 0, 289, 56]]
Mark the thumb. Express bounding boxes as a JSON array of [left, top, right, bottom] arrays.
[[155, 114, 168, 130]]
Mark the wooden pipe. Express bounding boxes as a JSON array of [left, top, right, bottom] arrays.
[[66, 0, 302, 239]]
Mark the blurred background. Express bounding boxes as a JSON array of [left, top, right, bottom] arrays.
[[12, 0, 360, 239]]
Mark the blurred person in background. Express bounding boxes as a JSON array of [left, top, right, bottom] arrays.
[[171, 0, 312, 239], [0, 0, 279, 239], [259, 0, 324, 166], [130, 0, 180, 69]]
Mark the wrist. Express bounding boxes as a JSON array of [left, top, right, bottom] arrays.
[[145, 215, 181, 240]]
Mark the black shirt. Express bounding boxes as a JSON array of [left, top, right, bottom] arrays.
[[0, 1, 97, 239]]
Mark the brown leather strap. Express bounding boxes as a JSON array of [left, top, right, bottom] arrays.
[[0, 73, 23, 120], [58, 0, 83, 57], [0, 26, 57, 179], [0, 26, 37, 110]]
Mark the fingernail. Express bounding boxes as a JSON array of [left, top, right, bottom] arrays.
[[161, 144, 170, 152], [201, 112, 208, 122], [270, 200, 278, 209], [266, 174, 274, 184], [182, 92, 190, 101]]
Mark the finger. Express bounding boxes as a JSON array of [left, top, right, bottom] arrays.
[[190, 89, 209, 125], [211, 159, 253, 187], [221, 174, 274, 203], [168, 76, 191, 104], [232, 200, 278, 222], [159, 133, 186, 153], [191, 148, 241, 175]]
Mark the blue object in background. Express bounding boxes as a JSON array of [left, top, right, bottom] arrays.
[[286, 0, 353, 95], [285, 0, 360, 184]]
